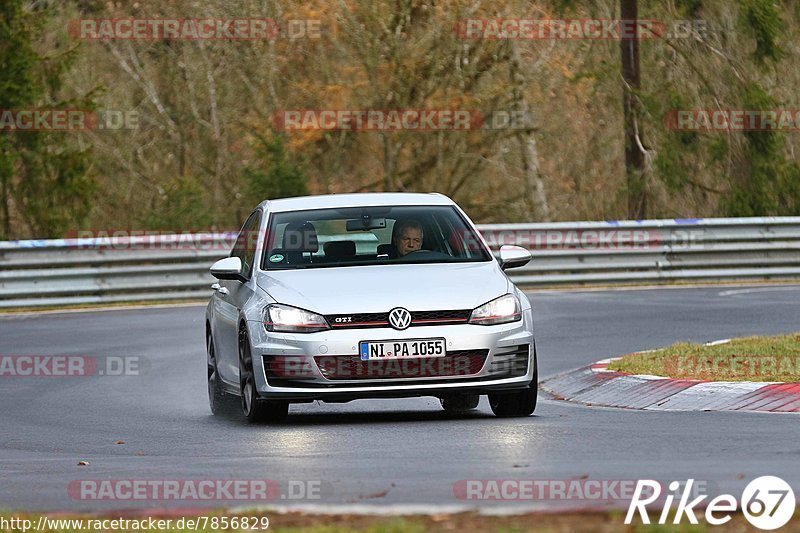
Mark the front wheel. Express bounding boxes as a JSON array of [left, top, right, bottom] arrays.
[[208, 334, 238, 416], [488, 347, 538, 417], [239, 327, 289, 423]]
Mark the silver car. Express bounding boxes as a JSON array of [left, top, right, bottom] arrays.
[[205, 193, 537, 422]]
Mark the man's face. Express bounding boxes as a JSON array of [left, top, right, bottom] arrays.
[[397, 227, 423, 256]]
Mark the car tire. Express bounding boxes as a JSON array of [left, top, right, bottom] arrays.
[[488, 346, 538, 418], [239, 326, 289, 424], [208, 334, 238, 416], [439, 393, 480, 413]]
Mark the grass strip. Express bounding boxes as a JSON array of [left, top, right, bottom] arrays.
[[607, 333, 800, 381]]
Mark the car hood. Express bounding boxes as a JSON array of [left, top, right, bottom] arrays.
[[256, 261, 510, 314]]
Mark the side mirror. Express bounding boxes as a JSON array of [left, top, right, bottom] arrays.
[[210, 257, 245, 281], [498, 245, 531, 271]]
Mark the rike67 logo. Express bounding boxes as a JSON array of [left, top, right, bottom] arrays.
[[626, 476, 796, 530]]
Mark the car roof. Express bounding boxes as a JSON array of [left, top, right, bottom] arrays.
[[258, 192, 455, 213]]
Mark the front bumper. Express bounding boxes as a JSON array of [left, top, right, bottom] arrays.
[[245, 310, 535, 401]]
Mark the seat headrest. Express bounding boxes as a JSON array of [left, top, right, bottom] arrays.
[[324, 240, 356, 258], [377, 243, 395, 257], [282, 222, 318, 253]]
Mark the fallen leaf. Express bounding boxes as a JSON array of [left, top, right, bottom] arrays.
[[77, 461, 89, 466], [357, 489, 390, 500], [115, 441, 125, 445]]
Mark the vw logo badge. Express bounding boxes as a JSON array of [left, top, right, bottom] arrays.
[[388, 307, 412, 330]]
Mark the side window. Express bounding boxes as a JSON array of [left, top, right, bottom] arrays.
[[230, 211, 261, 279]]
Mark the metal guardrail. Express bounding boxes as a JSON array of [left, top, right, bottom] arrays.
[[1, 217, 800, 308]]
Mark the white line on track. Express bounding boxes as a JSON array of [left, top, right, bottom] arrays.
[[0, 301, 206, 319], [527, 282, 800, 296], [718, 286, 800, 296]]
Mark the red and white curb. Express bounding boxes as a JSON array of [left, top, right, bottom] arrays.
[[541, 350, 800, 413]]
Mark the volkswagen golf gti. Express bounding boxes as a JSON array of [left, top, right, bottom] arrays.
[[205, 192, 537, 422]]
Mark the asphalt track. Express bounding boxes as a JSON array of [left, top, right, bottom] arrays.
[[1, 285, 799, 513]]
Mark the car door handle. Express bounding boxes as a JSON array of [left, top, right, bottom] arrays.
[[211, 283, 220, 291]]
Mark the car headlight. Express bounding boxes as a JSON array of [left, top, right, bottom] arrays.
[[264, 304, 329, 333], [469, 294, 522, 325]]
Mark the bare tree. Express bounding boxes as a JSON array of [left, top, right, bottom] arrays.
[[620, 0, 647, 218]]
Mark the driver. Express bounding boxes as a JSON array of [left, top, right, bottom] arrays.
[[393, 219, 424, 257]]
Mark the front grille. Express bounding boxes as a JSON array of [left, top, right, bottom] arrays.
[[410, 309, 472, 324], [326, 312, 388, 328], [325, 309, 472, 329], [313, 349, 489, 380]]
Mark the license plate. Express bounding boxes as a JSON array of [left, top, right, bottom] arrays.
[[359, 338, 446, 361]]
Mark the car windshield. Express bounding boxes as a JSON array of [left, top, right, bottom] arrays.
[[262, 205, 492, 270]]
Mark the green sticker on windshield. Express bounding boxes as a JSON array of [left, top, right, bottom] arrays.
[[269, 254, 284, 263]]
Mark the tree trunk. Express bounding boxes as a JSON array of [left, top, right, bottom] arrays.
[[509, 42, 550, 221], [620, 0, 647, 219], [382, 134, 397, 191], [1, 169, 8, 238], [202, 46, 224, 206]]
